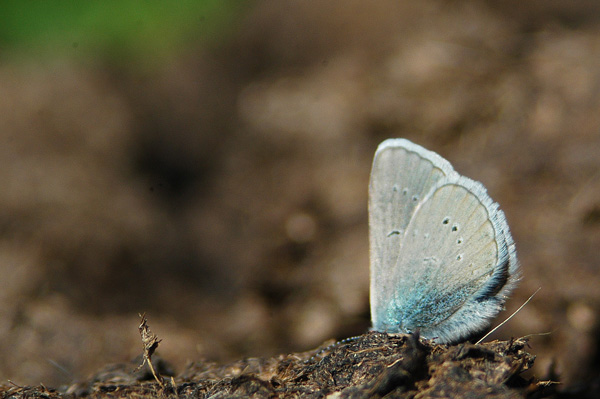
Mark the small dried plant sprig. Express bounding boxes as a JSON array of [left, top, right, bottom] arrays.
[[135, 313, 164, 387]]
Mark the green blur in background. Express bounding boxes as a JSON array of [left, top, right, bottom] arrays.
[[0, 1, 246, 66]]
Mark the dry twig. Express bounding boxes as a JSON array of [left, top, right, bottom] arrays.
[[134, 313, 164, 387]]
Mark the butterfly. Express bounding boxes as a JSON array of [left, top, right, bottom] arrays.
[[369, 139, 520, 343]]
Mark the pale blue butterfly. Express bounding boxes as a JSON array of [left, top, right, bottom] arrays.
[[369, 139, 520, 343]]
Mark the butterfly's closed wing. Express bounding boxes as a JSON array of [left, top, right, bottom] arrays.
[[369, 139, 456, 333], [369, 139, 520, 343]]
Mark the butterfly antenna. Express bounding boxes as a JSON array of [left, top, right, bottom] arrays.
[[306, 335, 362, 364], [476, 287, 541, 345]]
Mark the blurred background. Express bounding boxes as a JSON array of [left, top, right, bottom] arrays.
[[1, 0, 599, 393]]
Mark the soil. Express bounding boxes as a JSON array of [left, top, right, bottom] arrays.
[[1, 333, 544, 398]]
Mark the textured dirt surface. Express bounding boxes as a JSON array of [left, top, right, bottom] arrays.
[[1, 0, 600, 396], [0, 333, 543, 398]]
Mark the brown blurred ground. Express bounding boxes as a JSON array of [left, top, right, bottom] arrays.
[[1, 0, 600, 392]]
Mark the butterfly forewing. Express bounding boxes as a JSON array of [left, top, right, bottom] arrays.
[[369, 139, 456, 331]]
